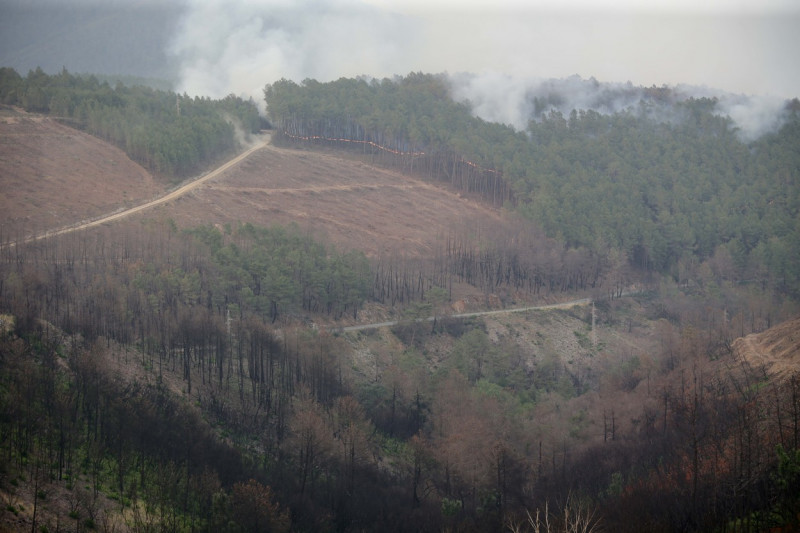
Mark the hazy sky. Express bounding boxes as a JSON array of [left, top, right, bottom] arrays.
[[167, 0, 800, 104], [2, 0, 796, 135]]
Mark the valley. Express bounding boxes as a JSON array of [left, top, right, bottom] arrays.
[[1, 76, 799, 533]]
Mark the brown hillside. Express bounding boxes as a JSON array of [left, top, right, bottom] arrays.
[[1, 109, 504, 258], [0, 107, 164, 238], [733, 316, 800, 379], [116, 139, 505, 257]]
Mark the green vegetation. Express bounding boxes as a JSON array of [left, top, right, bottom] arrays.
[[266, 74, 800, 296], [2, 67, 800, 532], [0, 326, 288, 532], [0, 66, 262, 177], [187, 223, 371, 321], [2, 222, 799, 533]]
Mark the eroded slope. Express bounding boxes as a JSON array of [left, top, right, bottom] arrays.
[[734, 316, 800, 379]]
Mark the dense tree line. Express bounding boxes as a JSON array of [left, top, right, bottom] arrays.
[[3, 268, 799, 531], [521, 102, 800, 285], [0, 66, 262, 177], [264, 74, 800, 296], [187, 223, 371, 322], [265, 74, 516, 206], [367, 216, 614, 313], [2, 68, 799, 531], [1, 218, 799, 532], [0, 220, 370, 377], [440, 218, 607, 296]]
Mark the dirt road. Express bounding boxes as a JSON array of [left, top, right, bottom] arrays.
[[9, 137, 267, 247], [332, 298, 592, 332]]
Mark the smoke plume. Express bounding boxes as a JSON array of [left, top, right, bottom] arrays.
[[449, 73, 793, 141], [167, 0, 797, 140], [167, 0, 415, 111]]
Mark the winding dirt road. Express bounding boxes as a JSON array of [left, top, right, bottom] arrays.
[[4, 128, 637, 328], [8, 137, 267, 247]]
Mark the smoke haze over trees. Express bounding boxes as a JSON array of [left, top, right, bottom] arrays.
[[1, 0, 797, 123], [2, 1, 800, 531], [266, 73, 800, 295], [0, 67, 261, 178]]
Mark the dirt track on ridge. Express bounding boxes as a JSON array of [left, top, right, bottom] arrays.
[[14, 138, 267, 245], [1, 109, 505, 258], [153, 138, 504, 257]]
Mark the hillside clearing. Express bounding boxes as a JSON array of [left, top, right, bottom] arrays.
[[0, 108, 163, 238]]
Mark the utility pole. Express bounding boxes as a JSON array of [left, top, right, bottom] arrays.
[[591, 301, 597, 348]]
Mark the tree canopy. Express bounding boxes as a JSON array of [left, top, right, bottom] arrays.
[[0, 66, 262, 178], [265, 73, 800, 296]]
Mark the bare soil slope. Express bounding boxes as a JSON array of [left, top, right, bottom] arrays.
[[734, 316, 800, 379], [1, 110, 502, 257], [0, 107, 164, 238], [161, 142, 503, 257]]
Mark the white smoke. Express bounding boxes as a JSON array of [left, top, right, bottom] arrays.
[[448, 73, 792, 140], [716, 93, 789, 141], [449, 71, 536, 131], [167, 0, 416, 112], [167, 0, 796, 139], [450, 73, 649, 130]]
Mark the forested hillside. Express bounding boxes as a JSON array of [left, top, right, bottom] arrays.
[[3, 221, 800, 532], [2, 69, 800, 533], [266, 74, 800, 295], [0, 67, 262, 178]]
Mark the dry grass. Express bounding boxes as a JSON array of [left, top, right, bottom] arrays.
[[0, 109, 163, 238], [1, 109, 507, 260]]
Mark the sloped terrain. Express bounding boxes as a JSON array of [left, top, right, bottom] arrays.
[[4, 108, 800, 533], [151, 142, 504, 258], [734, 315, 800, 379], [0, 107, 164, 238], [0, 109, 502, 258]]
